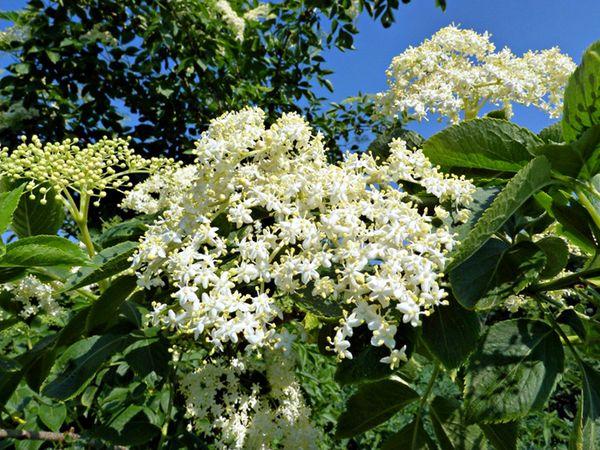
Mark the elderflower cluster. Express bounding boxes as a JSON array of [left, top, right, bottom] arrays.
[[126, 107, 474, 365], [180, 350, 321, 449], [0, 135, 175, 207], [213, 1, 270, 42], [377, 25, 576, 123], [2, 275, 62, 319]]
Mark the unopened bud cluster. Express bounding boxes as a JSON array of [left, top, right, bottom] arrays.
[[0, 135, 176, 208]]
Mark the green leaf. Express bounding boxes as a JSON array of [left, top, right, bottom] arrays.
[[0, 235, 88, 267], [0, 183, 24, 234], [0, 355, 21, 373], [85, 275, 138, 334], [97, 216, 152, 248], [450, 239, 509, 309], [429, 396, 487, 450], [101, 408, 160, 446], [464, 319, 564, 423], [381, 419, 436, 450], [531, 125, 600, 178], [1, 180, 65, 237], [123, 337, 170, 378], [563, 40, 600, 143], [535, 236, 569, 278], [451, 241, 546, 309], [63, 241, 137, 291], [449, 156, 553, 270], [538, 123, 564, 144], [579, 362, 600, 449], [479, 421, 519, 450], [334, 345, 394, 385], [421, 299, 481, 370], [335, 377, 419, 438], [335, 324, 415, 385], [43, 333, 135, 400], [38, 403, 66, 432], [422, 118, 541, 172]]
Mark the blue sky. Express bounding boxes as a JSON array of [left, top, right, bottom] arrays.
[[2, 0, 600, 137]]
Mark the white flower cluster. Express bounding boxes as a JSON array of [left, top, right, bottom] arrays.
[[180, 351, 321, 449], [214, 1, 270, 42], [377, 25, 576, 123], [2, 275, 62, 319], [126, 107, 474, 365]]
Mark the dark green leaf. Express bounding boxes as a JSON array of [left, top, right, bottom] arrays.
[[335, 377, 419, 438], [43, 333, 135, 400], [479, 421, 519, 450], [423, 118, 540, 172], [430, 396, 487, 450], [5, 181, 65, 237], [538, 123, 564, 144], [123, 337, 170, 378], [535, 236, 569, 278], [63, 241, 137, 291], [85, 275, 138, 334], [421, 299, 481, 369], [580, 362, 600, 449], [449, 157, 552, 269], [464, 319, 564, 423], [381, 419, 436, 450]]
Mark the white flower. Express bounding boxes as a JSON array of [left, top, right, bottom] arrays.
[[130, 107, 474, 360], [377, 24, 575, 123]]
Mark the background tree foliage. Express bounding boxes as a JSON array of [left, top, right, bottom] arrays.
[[0, 0, 444, 159]]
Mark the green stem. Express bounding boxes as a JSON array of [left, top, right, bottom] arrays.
[[412, 363, 440, 448], [157, 369, 176, 449], [576, 188, 600, 231]]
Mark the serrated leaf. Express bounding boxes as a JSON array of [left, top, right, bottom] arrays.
[[381, 419, 436, 450], [579, 362, 600, 449], [464, 319, 564, 424], [563, 40, 600, 143], [423, 118, 541, 172], [421, 299, 481, 370], [430, 396, 487, 450], [0, 183, 24, 234], [535, 236, 569, 278], [0, 235, 88, 267], [63, 241, 137, 291], [449, 157, 552, 269], [451, 241, 546, 310], [538, 123, 564, 144], [335, 377, 419, 438], [85, 275, 138, 334], [97, 216, 152, 248], [123, 337, 170, 378], [1, 179, 65, 237], [479, 421, 519, 450], [43, 333, 135, 400]]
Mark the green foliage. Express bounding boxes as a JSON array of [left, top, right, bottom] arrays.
[[422, 118, 542, 172], [0, 235, 88, 267], [335, 377, 419, 438], [421, 300, 481, 369], [464, 320, 564, 424], [563, 41, 600, 143], [448, 156, 553, 269]]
